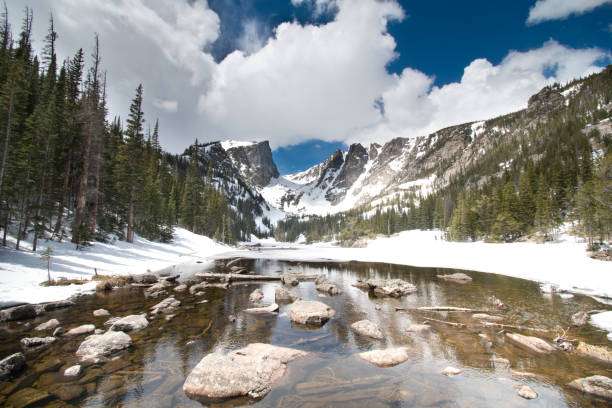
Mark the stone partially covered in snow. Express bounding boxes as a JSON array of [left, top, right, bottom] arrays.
[[290, 300, 335, 326], [568, 375, 612, 400], [249, 288, 264, 303], [437, 273, 472, 282], [150, 296, 181, 315], [505, 333, 555, 354], [353, 279, 417, 297], [0, 352, 26, 380], [274, 287, 299, 303], [351, 320, 383, 339], [64, 324, 95, 336], [183, 343, 308, 402], [358, 347, 411, 367], [93, 309, 110, 317], [75, 331, 132, 363], [107, 314, 148, 332], [35, 318, 60, 331]]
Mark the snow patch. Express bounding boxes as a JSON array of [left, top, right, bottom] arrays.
[[220, 140, 257, 150], [590, 311, 612, 341]]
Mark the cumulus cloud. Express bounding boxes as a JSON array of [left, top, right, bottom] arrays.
[[527, 0, 612, 25], [153, 99, 178, 113]]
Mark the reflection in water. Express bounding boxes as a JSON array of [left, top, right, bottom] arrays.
[[0, 258, 610, 407]]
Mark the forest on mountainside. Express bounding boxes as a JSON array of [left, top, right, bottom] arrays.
[[275, 69, 612, 247], [0, 7, 251, 250]]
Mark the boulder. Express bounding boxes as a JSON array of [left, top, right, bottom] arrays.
[[173, 284, 187, 292], [274, 287, 299, 304], [35, 318, 60, 331], [64, 324, 95, 336], [353, 279, 417, 297], [249, 288, 264, 303], [351, 320, 383, 339], [0, 304, 37, 322], [132, 274, 158, 284], [244, 304, 279, 314], [315, 276, 340, 295], [0, 352, 26, 380], [20, 336, 56, 351], [575, 342, 612, 364], [437, 273, 472, 282], [357, 347, 411, 367], [150, 296, 181, 315], [571, 311, 589, 327], [405, 324, 430, 333], [183, 343, 308, 402], [92, 309, 110, 317], [75, 331, 132, 363], [471, 313, 503, 322], [144, 281, 171, 298], [517, 385, 538, 399], [290, 300, 335, 326], [505, 332, 555, 354], [64, 364, 82, 377], [281, 275, 299, 286], [568, 375, 612, 400], [107, 314, 148, 332], [441, 366, 462, 376]]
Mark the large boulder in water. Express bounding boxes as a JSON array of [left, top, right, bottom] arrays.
[[75, 331, 132, 363], [357, 347, 412, 367], [351, 320, 383, 339], [353, 279, 417, 297], [64, 324, 95, 336], [0, 352, 26, 380], [505, 333, 555, 354], [274, 287, 299, 304], [34, 318, 60, 331], [20, 337, 56, 352], [290, 300, 335, 326], [183, 343, 308, 402], [568, 375, 612, 400], [315, 275, 340, 295], [106, 314, 148, 332]]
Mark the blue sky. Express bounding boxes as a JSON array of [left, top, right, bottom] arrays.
[[10, 0, 612, 174]]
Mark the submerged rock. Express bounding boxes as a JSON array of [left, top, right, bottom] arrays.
[[315, 275, 340, 295], [290, 300, 335, 326], [249, 288, 264, 303], [183, 343, 308, 402], [75, 331, 132, 363], [6, 387, 52, 408], [20, 336, 56, 351], [353, 278, 417, 297], [107, 314, 148, 332], [437, 273, 472, 282], [92, 309, 110, 317], [274, 287, 299, 303], [568, 375, 612, 400], [351, 320, 383, 339], [0, 352, 26, 380], [64, 324, 95, 336], [34, 318, 60, 331], [53, 384, 85, 401], [244, 303, 279, 314], [405, 324, 430, 333], [517, 385, 538, 399], [505, 332, 555, 354], [150, 296, 181, 315], [358, 347, 411, 367], [471, 313, 503, 322], [575, 342, 612, 364]]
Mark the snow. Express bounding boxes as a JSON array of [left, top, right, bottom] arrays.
[[220, 140, 257, 150], [0, 228, 234, 307], [470, 121, 485, 139], [590, 311, 612, 341]]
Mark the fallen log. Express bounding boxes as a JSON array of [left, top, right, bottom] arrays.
[[423, 317, 466, 328], [396, 306, 491, 313], [480, 321, 552, 333]]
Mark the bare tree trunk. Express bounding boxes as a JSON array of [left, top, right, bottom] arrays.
[[90, 140, 100, 235], [54, 154, 71, 239], [72, 114, 93, 244], [127, 184, 134, 243], [2, 210, 8, 246]]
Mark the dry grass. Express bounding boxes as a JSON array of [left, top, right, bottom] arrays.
[[39, 278, 88, 287], [93, 274, 134, 291]]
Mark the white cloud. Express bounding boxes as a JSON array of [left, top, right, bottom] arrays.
[[527, 0, 612, 25], [153, 99, 178, 113]]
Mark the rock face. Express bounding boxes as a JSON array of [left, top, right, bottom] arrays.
[[0, 352, 26, 380], [568, 375, 612, 400], [358, 347, 411, 367], [183, 343, 307, 402], [93, 309, 110, 317], [315, 275, 340, 295], [35, 318, 60, 331], [517, 385, 538, 399], [575, 342, 612, 364], [351, 320, 383, 339], [505, 333, 556, 354], [249, 288, 264, 303], [64, 324, 95, 336], [20, 337, 56, 351], [437, 273, 472, 282], [290, 300, 335, 326], [107, 314, 148, 332], [225, 141, 280, 188], [274, 287, 299, 303], [353, 278, 417, 297], [75, 331, 132, 363], [150, 296, 181, 315]]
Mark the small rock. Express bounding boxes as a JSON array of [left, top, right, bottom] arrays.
[[150, 296, 181, 315], [505, 332, 555, 354], [351, 320, 384, 339], [353, 278, 417, 297], [93, 309, 110, 317], [34, 318, 60, 331], [64, 364, 82, 377], [290, 300, 335, 326], [281, 275, 298, 286], [517, 385, 538, 399], [472, 313, 503, 322], [199, 299, 209, 304], [20, 336, 56, 351], [568, 375, 612, 400], [94, 329, 104, 334], [275, 287, 299, 303], [315, 275, 340, 295], [75, 331, 132, 363], [165, 314, 175, 321], [189, 282, 208, 294], [279, 312, 288, 318], [357, 347, 412, 367], [571, 311, 589, 327], [186, 340, 196, 346], [0, 352, 26, 380], [437, 273, 472, 282], [174, 284, 187, 292], [244, 303, 279, 314], [64, 324, 95, 336], [52, 327, 66, 337], [132, 274, 158, 284], [405, 324, 430, 333], [107, 314, 148, 332], [228, 315, 237, 322], [487, 296, 505, 308], [249, 288, 264, 303], [441, 366, 462, 376]]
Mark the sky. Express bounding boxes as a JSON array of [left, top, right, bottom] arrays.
[[6, 0, 612, 174]]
